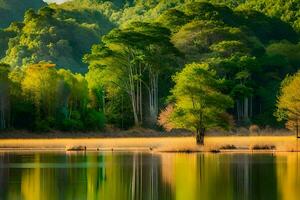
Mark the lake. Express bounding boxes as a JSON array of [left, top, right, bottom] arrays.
[[0, 152, 299, 200]]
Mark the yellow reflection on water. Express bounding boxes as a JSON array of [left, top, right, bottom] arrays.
[[20, 154, 59, 200], [276, 153, 300, 200], [2, 152, 300, 200], [98, 153, 131, 200], [161, 153, 233, 200], [21, 155, 41, 200], [87, 154, 100, 200]]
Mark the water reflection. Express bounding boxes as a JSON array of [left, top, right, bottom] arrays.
[[276, 153, 300, 200], [0, 152, 299, 200]]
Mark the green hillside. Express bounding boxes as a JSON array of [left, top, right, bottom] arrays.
[[1, 0, 300, 132], [0, 0, 46, 28]]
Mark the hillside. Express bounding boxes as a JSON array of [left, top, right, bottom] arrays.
[[1, 0, 300, 132], [0, 0, 46, 28], [0, 1, 115, 71]]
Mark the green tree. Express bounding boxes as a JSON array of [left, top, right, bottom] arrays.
[[85, 22, 179, 127], [276, 71, 300, 136], [0, 63, 11, 129], [161, 63, 233, 144], [21, 63, 61, 129]]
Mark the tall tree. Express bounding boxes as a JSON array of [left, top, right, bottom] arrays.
[[0, 63, 11, 129], [160, 63, 233, 144], [21, 63, 61, 121], [85, 22, 179, 127], [276, 71, 300, 137]]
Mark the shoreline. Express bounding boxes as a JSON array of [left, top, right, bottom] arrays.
[[0, 129, 293, 139], [0, 136, 299, 153], [0, 131, 193, 139]]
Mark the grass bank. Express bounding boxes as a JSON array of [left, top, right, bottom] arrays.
[[0, 136, 299, 152]]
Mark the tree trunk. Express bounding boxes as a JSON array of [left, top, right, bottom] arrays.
[[0, 83, 10, 129], [129, 64, 141, 126], [236, 100, 242, 122], [296, 119, 299, 138], [147, 70, 159, 128], [250, 96, 253, 117], [131, 96, 140, 127], [196, 128, 205, 145], [244, 97, 249, 121]]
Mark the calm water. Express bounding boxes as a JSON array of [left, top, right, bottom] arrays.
[[0, 152, 299, 200]]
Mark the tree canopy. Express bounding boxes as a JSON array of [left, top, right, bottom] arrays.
[[276, 71, 300, 134], [2, 0, 300, 139], [159, 63, 233, 144]]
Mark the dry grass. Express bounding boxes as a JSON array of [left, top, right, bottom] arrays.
[[0, 136, 299, 152]]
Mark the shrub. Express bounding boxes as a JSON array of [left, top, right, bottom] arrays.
[[251, 144, 276, 150], [249, 124, 260, 134], [35, 120, 51, 132], [158, 104, 175, 132], [60, 119, 84, 131], [71, 111, 81, 120], [84, 110, 105, 130], [210, 149, 221, 153], [220, 144, 237, 149]]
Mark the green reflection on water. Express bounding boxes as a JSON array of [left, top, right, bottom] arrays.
[[0, 152, 299, 200]]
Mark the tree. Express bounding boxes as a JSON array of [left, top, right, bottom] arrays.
[[2, 6, 104, 72], [85, 22, 179, 127], [217, 55, 259, 123], [160, 63, 233, 144], [58, 69, 89, 119], [21, 63, 61, 126], [0, 63, 11, 129], [0, 0, 45, 28], [276, 71, 300, 137]]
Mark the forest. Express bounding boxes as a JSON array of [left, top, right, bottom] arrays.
[[1, 0, 300, 142]]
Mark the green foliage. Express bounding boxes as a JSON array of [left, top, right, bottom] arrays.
[[1, 7, 104, 72], [267, 41, 300, 67], [165, 63, 233, 142], [84, 110, 105, 130], [0, 63, 11, 129], [60, 118, 84, 131], [85, 21, 180, 127], [276, 71, 300, 132], [0, 62, 104, 131], [2, 0, 300, 131], [237, 0, 300, 33], [0, 0, 45, 28]]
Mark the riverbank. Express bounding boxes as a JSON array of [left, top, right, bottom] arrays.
[[0, 129, 192, 138], [0, 127, 292, 139], [0, 136, 299, 152]]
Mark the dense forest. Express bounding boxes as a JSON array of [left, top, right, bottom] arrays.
[[1, 0, 300, 140]]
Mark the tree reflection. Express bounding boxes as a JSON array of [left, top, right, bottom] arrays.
[[0, 152, 299, 200], [276, 153, 300, 200]]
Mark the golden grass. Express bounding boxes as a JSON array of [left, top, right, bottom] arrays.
[[0, 136, 299, 152]]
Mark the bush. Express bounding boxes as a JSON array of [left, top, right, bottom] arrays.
[[251, 144, 276, 150], [249, 124, 260, 134], [35, 120, 51, 132], [84, 110, 105, 130], [220, 144, 237, 149], [71, 111, 81, 120], [60, 119, 84, 131]]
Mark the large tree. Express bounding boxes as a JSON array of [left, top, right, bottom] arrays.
[[276, 71, 300, 136], [160, 63, 233, 144], [85, 22, 179, 127], [0, 63, 11, 129]]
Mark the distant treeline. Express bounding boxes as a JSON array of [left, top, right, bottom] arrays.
[[1, 0, 300, 135]]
